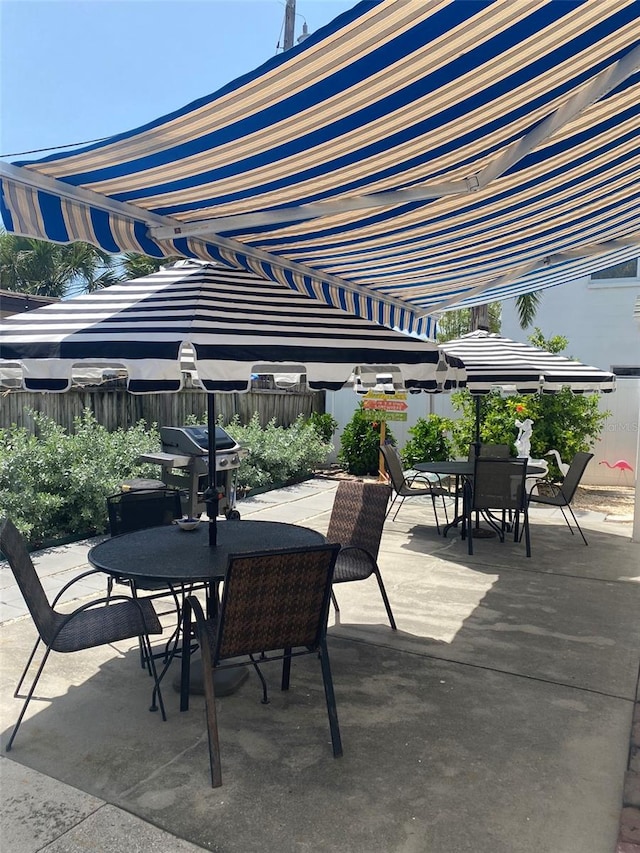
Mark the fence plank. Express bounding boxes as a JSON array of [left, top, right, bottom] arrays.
[[0, 388, 324, 433]]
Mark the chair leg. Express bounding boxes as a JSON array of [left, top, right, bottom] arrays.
[[180, 599, 193, 713], [558, 505, 576, 537], [566, 504, 589, 545], [249, 654, 269, 704], [330, 589, 341, 625], [281, 647, 292, 691], [14, 637, 42, 697], [523, 509, 531, 558], [373, 569, 397, 630], [430, 494, 442, 534], [200, 647, 223, 788], [385, 493, 400, 519], [391, 495, 406, 522], [6, 645, 53, 752], [318, 639, 343, 758]]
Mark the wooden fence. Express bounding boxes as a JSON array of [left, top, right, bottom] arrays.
[[0, 387, 324, 434]]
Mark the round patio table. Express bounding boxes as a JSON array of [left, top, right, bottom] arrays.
[[88, 519, 325, 584], [414, 460, 544, 537], [88, 520, 326, 702]]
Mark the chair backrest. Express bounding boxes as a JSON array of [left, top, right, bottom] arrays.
[[214, 543, 341, 663], [558, 452, 594, 503], [107, 489, 182, 536], [326, 480, 391, 560], [380, 444, 406, 491], [0, 517, 56, 640], [471, 458, 527, 512], [468, 443, 511, 461]]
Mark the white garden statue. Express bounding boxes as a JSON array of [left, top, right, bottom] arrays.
[[514, 416, 550, 489], [545, 449, 570, 477], [514, 417, 534, 459]]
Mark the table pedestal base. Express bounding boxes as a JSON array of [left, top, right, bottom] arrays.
[[173, 653, 249, 696], [470, 527, 497, 538]]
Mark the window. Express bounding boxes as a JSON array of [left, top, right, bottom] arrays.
[[591, 259, 639, 280], [611, 366, 640, 377]]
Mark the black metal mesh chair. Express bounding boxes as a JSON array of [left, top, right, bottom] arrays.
[[465, 457, 530, 557], [107, 488, 183, 535], [106, 489, 184, 597], [527, 451, 593, 545], [181, 543, 342, 787], [325, 480, 396, 629], [106, 488, 195, 669], [468, 443, 511, 459], [380, 443, 452, 531], [0, 517, 165, 752]]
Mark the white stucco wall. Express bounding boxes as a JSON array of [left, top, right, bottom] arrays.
[[489, 268, 640, 487], [499, 274, 640, 375]]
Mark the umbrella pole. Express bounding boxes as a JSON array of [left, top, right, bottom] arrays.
[[473, 395, 481, 457], [205, 393, 218, 547]]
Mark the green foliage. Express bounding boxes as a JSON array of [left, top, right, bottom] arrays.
[[401, 415, 454, 467], [120, 253, 183, 280], [436, 303, 501, 341], [338, 404, 394, 475], [0, 230, 119, 297], [527, 327, 568, 354], [0, 410, 160, 547], [0, 405, 334, 546], [304, 411, 339, 442], [223, 414, 333, 491], [449, 389, 609, 478]]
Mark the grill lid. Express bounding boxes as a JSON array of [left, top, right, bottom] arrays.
[[160, 425, 238, 455]]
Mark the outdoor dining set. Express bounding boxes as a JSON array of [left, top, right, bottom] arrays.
[[0, 443, 593, 787]]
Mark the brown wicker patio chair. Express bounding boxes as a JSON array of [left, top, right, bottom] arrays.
[[181, 543, 342, 787], [0, 517, 165, 752], [527, 451, 593, 545], [380, 443, 452, 531], [325, 480, 396, 629]]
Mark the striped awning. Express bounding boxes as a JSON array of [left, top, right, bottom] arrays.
[[1, 0, 638, 335], [439, 330, 616, 394], [0, 260, 465, 393]]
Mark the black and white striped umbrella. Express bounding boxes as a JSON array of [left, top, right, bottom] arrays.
[[439, 329, 615, 451], [0, 260, 465, 393], [0, 259, 467, 546], [439, 330, 616, 396]]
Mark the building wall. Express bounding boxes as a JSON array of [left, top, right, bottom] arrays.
[[500, 274, 640, 374], [498, 266, 640, 487]]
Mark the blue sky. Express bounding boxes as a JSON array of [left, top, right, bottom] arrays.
[[1, 0, 355, 158]]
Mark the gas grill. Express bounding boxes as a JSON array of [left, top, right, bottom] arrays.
[[139, 425, 244, 520]]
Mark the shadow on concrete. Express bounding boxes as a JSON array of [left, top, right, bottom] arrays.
[[1, 507, 639, 853]]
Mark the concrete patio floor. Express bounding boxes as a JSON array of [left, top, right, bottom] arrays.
[[1, 478, 639, 853]]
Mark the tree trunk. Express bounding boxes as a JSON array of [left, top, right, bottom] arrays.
[[470, 304, 490, 331]]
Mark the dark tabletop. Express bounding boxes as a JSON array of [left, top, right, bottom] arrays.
[[88, 520, 326, 583], [414, 461, 474, 476], [414, 460, 545, 476]]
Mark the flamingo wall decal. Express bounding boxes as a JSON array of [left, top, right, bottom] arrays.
[[545, 449, 570, 477], [599, 459, 634, 472]]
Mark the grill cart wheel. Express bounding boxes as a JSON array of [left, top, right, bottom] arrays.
[[226, 509, 241, 521]]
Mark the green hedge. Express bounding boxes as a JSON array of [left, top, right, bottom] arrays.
[[0, 408, 333, 548]]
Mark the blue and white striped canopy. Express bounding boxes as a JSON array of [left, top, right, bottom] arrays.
[[0, 260, 465, 393], [439, 330, 616, 395], [1, 0, 638, 334]]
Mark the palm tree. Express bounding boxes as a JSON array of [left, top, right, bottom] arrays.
[[120, 252, 182, 279], [438, 292, 542, 341], [0, 231, 118, 297], [514, 292, 541, 329]]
